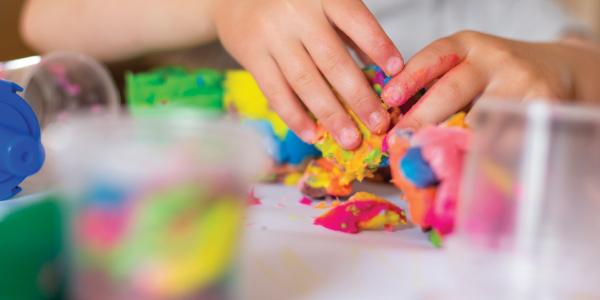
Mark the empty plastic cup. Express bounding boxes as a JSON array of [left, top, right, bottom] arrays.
[[447, 100, 600, 299], [0, 52, 120, 128]]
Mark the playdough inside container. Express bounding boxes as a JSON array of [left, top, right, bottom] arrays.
[[443, 100, 600, 299], [46, 111, 268, 300], [0, 52, 120, 128]]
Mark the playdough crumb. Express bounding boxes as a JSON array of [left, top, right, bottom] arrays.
[[314, 202, 330, 209], [247, 189, 262, 206], [283, 172, 304, 186], [299, 197, 313, 206]]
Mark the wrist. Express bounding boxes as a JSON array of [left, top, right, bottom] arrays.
[[551, 42, 600, 103]]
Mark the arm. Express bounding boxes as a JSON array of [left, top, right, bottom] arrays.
[[20, 0, 218, 61]]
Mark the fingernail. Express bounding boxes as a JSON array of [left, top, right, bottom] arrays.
[[368, 111, 389, 133], [386, 56, 404, 76], [383, 86, 402, 106], [338, 127, 360, 149], [301, 129, 317, 143], [368, 111, 384, 128]]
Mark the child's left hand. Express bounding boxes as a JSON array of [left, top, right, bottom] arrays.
[[381, 31, 584, 129]]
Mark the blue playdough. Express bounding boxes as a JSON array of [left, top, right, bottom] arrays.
[[244, 120, 319, 166], [400, 147, 438, 188], [0, 80, 45, 200], [280, 130, 321, 165]]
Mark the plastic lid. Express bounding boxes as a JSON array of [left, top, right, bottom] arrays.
[[0, 80, 45, 200]]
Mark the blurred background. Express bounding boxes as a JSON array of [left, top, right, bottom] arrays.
[[2, 0, 600, 62]]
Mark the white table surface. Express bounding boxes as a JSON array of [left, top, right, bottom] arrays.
[[239, 183, 453, 300]]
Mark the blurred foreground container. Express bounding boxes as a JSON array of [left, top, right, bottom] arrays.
[[46, 111, 268, 300], [447, 100, 600, 299]]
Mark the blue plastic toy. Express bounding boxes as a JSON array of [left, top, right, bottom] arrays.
[[0, 80, 45, 200]]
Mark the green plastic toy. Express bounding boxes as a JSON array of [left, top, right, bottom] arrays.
[[0, 196, 66, 300]]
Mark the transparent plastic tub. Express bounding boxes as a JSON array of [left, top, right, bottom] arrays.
[[444, 100, 600, 299], [45, 111, 268, 300], [0, 52, 120, 128]]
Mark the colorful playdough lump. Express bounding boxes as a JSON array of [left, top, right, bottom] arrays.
[[299, 66, 392, 198], [314, 192, 408, 234], [389, 113, 471, 242]]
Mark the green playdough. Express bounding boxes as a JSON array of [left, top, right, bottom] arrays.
[[126, 67, 225, 115], [428, 230, 443, 248], [0, 197, 65, 300]]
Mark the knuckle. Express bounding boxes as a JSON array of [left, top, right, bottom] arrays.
[[320, 49, 347, 74], [318, 107, 343, 127], [269, 98, 307, 129], [291, 69, 316, 89], [531, 83, 561, 99], [512, 63, 539, 82], [491, 44, 521, 65], [348, 88, 375, 110], [429, 38, 454, 55], [455, 30, 483, 42], [402, 114, 428, 130], [255, 14, 276, 33], [442, 80, 464, 101], [284, 111, 308, 130], [368, 28, 392, 52], [265, 88, 289, 109]]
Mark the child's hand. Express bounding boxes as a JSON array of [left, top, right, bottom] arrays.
[[382, 31, 581, 129], [213, 0, 404, 149]]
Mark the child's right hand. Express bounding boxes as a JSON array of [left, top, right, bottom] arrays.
[[213, 0, 404, 149]]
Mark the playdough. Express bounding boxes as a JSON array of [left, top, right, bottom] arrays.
[[126, 67, 225, 115], [314, 192, 408, 234], [299, 66, 392, 198], [389, 113, 471, 241]]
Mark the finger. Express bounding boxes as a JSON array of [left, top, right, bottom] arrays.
[[382, 38, 466, 107], [324, 0, 404, 76], [270, 41, 362, 149], [246, 57, 319, 143], [301, 20, 391, 134], [337, 29, 373, 66], [395, 62, 486, 130]]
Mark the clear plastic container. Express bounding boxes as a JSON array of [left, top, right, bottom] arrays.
[[0, 52, 120, 128], [445, 100, 600, 299], [45, 111, 268, 300]]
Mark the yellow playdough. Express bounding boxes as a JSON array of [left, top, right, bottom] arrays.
[[148, 198, 244, 298], [315, 108, 386, 186], [223, 70, 289, 139]]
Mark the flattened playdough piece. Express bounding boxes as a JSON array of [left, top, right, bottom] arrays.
[[314, 192, 407, 234]]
